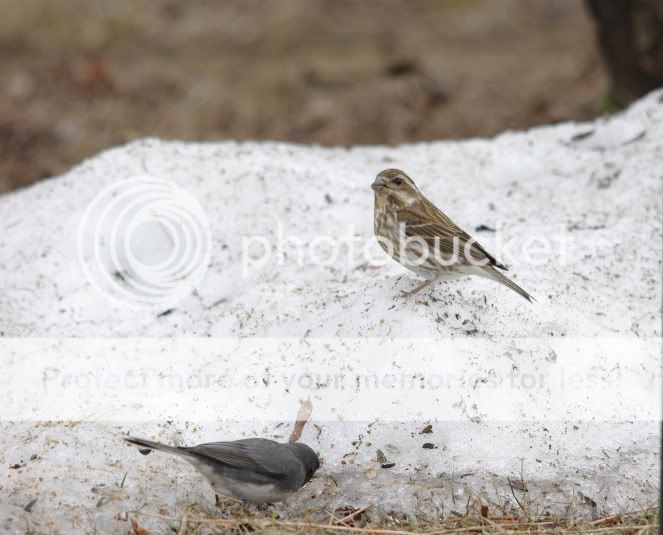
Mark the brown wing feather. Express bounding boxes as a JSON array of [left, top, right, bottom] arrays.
[[398, 201, 507, 270]]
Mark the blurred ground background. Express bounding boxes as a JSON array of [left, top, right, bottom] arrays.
[[0, 0, 612, 192]]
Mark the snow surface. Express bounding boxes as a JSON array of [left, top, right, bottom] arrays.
[[0, 90, 661, 532]]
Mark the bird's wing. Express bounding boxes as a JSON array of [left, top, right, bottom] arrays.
[[398, 204, 507, 269], [188, 439, 291, 478]]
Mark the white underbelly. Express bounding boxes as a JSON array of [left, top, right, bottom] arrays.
[[192, 459, 287, 504], [403, 262, 464, 280]]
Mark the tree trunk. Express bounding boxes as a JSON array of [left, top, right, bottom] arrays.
[[586, 0, 663, 106]]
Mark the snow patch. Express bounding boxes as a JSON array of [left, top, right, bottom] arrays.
[[0, 90, 661, 531]]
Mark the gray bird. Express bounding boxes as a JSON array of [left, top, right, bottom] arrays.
[[124, 436, 320, 504]]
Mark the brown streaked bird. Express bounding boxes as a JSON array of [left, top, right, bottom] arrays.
[[371, 168, 533, 302]]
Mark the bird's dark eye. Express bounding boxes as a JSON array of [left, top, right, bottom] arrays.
[[393, 178, 403, 186]]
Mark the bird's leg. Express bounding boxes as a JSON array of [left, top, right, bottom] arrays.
[[240, 500, 267, 516], [215, 494, 244, 510], [401, 278, 435, 296], [256, 502, 272, 514]]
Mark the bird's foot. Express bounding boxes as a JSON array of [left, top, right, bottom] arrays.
[[215, 494, 245, 510], [401, 279, 434, 297]]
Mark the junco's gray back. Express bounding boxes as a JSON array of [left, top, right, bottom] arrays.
[[125, 436, 319, 504]]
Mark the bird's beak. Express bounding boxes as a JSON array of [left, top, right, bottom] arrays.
[[371, 177, 386, 191]]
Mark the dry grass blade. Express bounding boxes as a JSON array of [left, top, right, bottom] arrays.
[[133, 505, 659, 535], [177, 512, 189, 535], [289, 398, 313, 443], [335, 505, 373, 526]]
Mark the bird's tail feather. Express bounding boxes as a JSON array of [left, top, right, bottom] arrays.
[[125, 436, 189, 457], [481, 267, 534, 303]]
